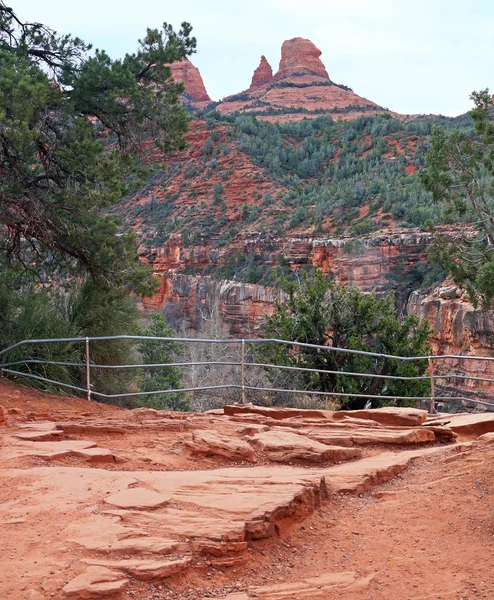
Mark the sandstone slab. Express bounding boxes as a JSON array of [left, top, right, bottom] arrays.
[[13, 430, 64, 442], [224, 404, 331, 420], [63, 566, 128, 598], [247, 430, 361, 463], [186, 429, 257, 463], [72, 447, 118, 464], [306, 427, 435, 446], [205, 570, 374, 599], [333, 407, 428, 427], [85, 557, 192, 581], [443, 413, 494, 437]]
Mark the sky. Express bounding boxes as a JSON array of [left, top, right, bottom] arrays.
[[13, 0, 494, 116]]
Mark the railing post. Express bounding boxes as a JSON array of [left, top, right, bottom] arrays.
[[85, 337, 91, 401], [428, 357, 435, 414], [241, 339, 246, 405]]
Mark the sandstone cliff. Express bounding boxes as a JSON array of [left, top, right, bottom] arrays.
[[141, 228, 435, 299], [169, 58, 211, 105], [274, 37, 329, 80], [408, 289, 494, 400]]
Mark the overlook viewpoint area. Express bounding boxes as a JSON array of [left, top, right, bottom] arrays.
[[1, 4, 494, 599]]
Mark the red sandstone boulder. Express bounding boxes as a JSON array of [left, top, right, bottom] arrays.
[[249, 55, 273, 91], [186, 429, 257, 463], [224, 404, 331, 420], [306, 427, 436, 446], [0, 405, 7, 425], [63, 566, 128, 598], [247, 430, 361, 463], [84, 557, 192, 581], [443, 413, 494, 437], [169, 58, 211, 103]]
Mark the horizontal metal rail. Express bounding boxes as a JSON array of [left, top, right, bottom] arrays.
[[1, 368, 88, 394], [4, 358, 494, 384], [244, 361, 494, 384], [90, 384, 237, 399], [2, 335, 494, 363], [1, 335, 493, 412]]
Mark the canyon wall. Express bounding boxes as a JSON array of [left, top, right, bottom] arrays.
[[408, 289, 494, 401], [142, 228, 493, 400], [142, 227, 433, 300], [142, 229, 431, 331]]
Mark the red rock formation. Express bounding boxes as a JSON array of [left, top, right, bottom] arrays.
[[169, 59, 211, 104], [249, 55, 273, 91], [408, 289, 494, 400], [274, 37, 329, 80], [217, 37, 393, 122]]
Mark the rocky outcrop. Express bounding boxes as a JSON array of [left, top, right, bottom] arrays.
[[168, 58, 211, 104], [408, 289, 494, 399], [275, 37, 329, 80], [249, 55, 273, 91], [186, 430, 257, 463], [333, 407, 428, 427], [217, 37, 392, 122], [143, 273, 285, 334], [63, 566, 128, 598], [247, 430, 362, 463]]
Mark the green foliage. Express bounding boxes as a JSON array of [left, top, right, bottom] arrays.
[[421, 89, 494, 307], [0, 271, 142, 397], [138, 314, 188, 411], [0, 3, 195, 293], [258, 269, 431, 409], [0, 265, 186, 407]]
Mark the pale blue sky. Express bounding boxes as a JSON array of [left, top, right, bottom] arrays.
[[14, 0, 494, 116]]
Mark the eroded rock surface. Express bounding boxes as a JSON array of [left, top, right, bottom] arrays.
[[247, 430, 362, 463], [186, 429, 257, 463], [168, 58, 211, 104], [63, 566, 128, 598], [334, 407, 428, 427], [249, 55, 273, 91]]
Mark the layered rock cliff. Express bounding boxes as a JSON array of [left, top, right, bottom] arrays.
[[169, 58, 211, 105], [408, 289, 494, 401], [217, 37, 392, 122], [141, 229, 438, 331], [141, 228, 434, 296]]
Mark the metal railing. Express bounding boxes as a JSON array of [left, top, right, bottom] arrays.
[[1, 336, 494, 412]]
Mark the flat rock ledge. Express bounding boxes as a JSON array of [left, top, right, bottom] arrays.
[[63, 566, 128, 598], [247, 430, 362, 463], [186, 429, 257, 463]]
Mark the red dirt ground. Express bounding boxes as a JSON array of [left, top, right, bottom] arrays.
[[0, 379, 493, 600]]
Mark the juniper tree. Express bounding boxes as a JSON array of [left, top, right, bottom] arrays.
[[421, 90, 494, 307], [0, 2, 195, 293], [258, 270, 431, 409]]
